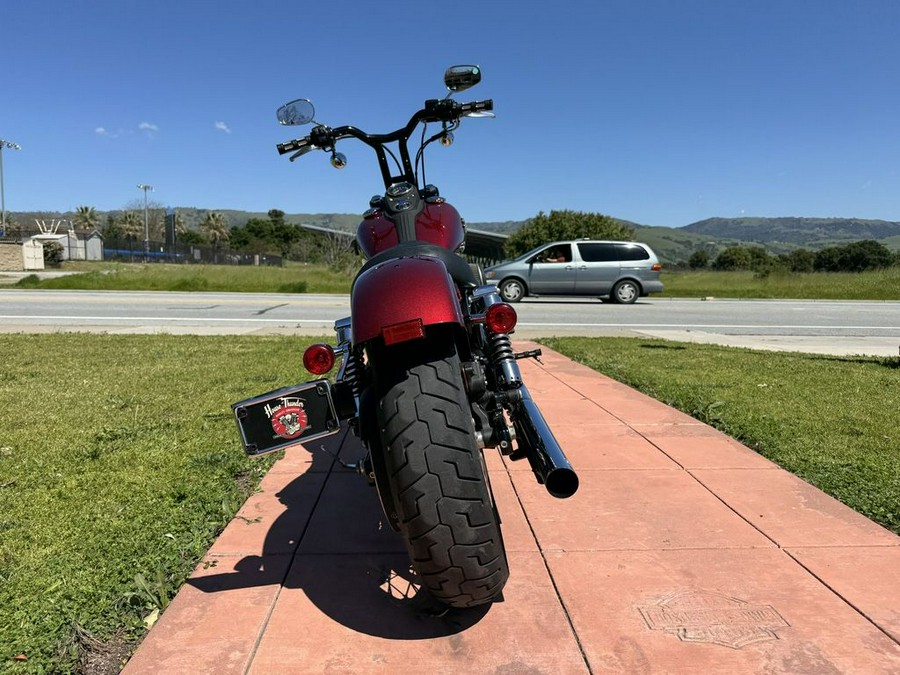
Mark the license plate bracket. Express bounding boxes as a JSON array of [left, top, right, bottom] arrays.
[[232, 380, 340, 457]]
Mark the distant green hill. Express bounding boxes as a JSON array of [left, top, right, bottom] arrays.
[[472, 215, 900, 263], [681, 217, 900, 249]]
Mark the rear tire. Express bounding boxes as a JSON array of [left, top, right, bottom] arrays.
[[375, 339, 508, 607], [611, 279, 640, 304]]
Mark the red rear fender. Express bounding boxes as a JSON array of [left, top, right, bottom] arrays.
[[351, 257, 464, 346]]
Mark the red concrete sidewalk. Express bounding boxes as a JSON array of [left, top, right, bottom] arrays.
[[124, 342, 900, 674]]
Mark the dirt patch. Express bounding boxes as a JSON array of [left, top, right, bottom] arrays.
[[73, 628, 138, 675]]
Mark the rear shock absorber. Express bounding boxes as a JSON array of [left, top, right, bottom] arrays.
[[472, 286, 524, 390], [333, 317, 362, 396], [487, 331, 522, 389], [340, 348, 363, 396]]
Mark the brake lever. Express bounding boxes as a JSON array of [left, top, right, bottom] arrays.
[[289, 145, 316, 162], [464, 111, 496, 119]]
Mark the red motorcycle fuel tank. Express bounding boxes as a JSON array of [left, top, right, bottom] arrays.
[[356, 201, 464, 259]]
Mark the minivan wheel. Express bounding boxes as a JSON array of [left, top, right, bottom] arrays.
[[499, 279, 525, 303], [612, 279, 639, 304]]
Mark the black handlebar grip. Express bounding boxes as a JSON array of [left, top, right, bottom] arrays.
[[459, 99, 493, 114], [277, 137, 311, 155]]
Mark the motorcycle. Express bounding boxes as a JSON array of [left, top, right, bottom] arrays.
[[232, 66, 578, 608]]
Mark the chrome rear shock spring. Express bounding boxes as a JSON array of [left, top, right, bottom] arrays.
[[340, 348, 363, 396], [488, 331, 522, 389]]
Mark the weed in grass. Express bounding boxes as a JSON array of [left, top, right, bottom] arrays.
[[131, 567, 175, 611]]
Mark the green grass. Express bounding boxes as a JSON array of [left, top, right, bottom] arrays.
[[15, 262, 354, 294], [17, 261, 900, 300], [0, 334, 330, 673], [659, 267, 900, 300], [540, 337, 900, 535]]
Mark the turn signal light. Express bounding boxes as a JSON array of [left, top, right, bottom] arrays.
[[651, 263, 662, 272], [303, 343, 335, 375], [485, 303, 517, 334]]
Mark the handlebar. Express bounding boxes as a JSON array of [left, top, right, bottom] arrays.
[[276, 99, 493, 156]]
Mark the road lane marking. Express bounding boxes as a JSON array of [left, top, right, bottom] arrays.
[[1, 315, 898, 331]]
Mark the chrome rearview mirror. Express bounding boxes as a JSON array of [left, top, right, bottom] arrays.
[[277, 99, 316, 126], [444, 65, 481, 93]]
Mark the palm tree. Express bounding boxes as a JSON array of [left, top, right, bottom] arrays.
[[118, 211, 143, 240], [174, 212, 188, 236], [72, 205, 100, 231], [200, 212, 230, 248]]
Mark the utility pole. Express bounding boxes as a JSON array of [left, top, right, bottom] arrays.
[[0, 138, 22, 232], [137, 183, 154, 260]]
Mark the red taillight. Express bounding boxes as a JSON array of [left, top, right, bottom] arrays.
[[651, 263, 662, 272], [485, 302, 517, 334], [382, 318, 425, 346], [303, 343, 335, 375]]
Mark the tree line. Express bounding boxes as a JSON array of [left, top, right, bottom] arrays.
[[64, 205, 359, 271], [689, 240, 899, 274], [32, 205, 900, 275]]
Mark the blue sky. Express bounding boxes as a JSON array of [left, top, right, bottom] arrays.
[[3, 0, 899, 227]]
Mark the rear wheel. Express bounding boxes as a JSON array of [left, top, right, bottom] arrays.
[[611, 279, 640, 304], [374, 338, 508, 607]]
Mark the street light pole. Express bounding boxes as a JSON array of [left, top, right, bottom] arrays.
[[1, 138, 22, 232], [136, 183, 153, 259]]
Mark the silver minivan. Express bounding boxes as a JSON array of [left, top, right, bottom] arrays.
[[484, 240, 664, 304]]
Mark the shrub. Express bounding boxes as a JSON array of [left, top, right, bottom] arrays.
[[43, 241, 64, 267], [814, 240, 895, 272], [688, 249, 710, 269]]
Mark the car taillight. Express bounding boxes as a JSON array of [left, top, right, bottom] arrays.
[[651, 263, 662, 272], [382, 318, 425, 346], [303, 343, 335, 375], [485, 302, 517, 334]]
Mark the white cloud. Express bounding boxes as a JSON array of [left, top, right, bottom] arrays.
[[138, 121, 159, 132], [95, 127, 109, 136], [215, 121, 232, 134]]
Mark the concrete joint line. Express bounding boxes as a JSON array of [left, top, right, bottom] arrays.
[[242, 427, 350, 674]]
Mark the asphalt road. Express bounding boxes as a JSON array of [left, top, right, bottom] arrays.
[[1, 289, 898, 356]]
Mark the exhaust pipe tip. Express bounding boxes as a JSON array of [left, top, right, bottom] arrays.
[[545, 468, 579, 499]]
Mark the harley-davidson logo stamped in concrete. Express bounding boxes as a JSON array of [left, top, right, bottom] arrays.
[[638, 590, 790, 649]]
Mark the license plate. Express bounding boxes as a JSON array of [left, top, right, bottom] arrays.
[[232, 380, 340, 457]]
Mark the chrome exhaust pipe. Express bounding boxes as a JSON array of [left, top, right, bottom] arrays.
[[509, 385, 579, 499]]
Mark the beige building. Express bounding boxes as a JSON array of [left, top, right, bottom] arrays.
[[0, 240, 44, 271]]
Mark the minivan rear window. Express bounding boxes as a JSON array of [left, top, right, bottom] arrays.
[[617, 244, 650, 261], [577, 243, 619, 262]]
